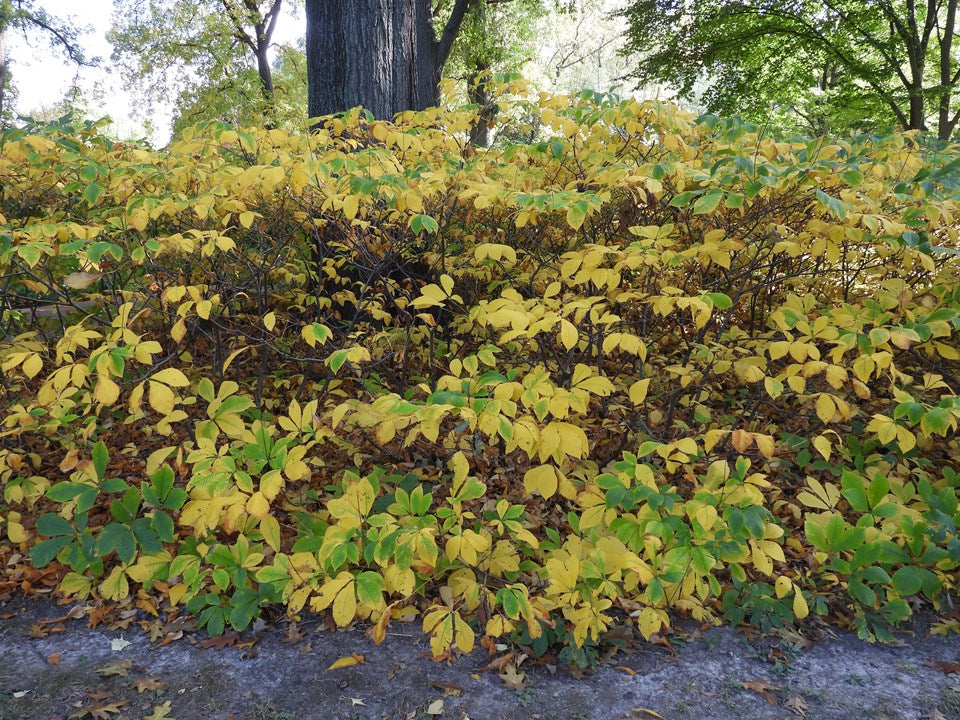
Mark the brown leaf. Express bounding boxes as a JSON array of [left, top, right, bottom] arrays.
[[785, 696, 808, 718], [925, 659, 960, 674], [430, 681, 463, 698], [69, 701, 128, 719], [96, 659, 133, 677], [498, 663, 526, 690], [133, 677, 168, 693], [200, 631, 241, 650], [282, 622, 306, 644], [47, 652, 61, 665], [154, 630, 183, 648], [615, 665, 638, 676], [742, 679, 779, 706]]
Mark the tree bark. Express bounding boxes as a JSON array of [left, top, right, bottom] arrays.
[[0, 1, 10, 123], [938, 0, 958, 140], [467, 64, 493, 147], [306, 0, 434, 119], [306, 0, 474, 120]]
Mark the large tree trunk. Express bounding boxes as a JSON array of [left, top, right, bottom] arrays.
[[306, 0, 474, 120], [306, 0, 437, 120]]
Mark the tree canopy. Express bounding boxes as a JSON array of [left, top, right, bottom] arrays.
[[0, 0, 92, 123], [621, 0, 960, 139], [109, 0, 299, 129]]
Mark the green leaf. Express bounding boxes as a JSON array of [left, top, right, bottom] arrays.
[[97, 523, 137, 564], [892, 566, 922, 596], [83, 182, 104, 205], [29, 536, 73, 568], [355, 571, 385, 606], [693, 190, 724, 214], [702, 292, 733, 310], [92, 440, 109, 482], [36, 513, 75, 537]]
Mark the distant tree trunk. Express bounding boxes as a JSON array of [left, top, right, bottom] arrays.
[[0, 1, 10, 123], [938, 0, 958, 140], [306, 0, 474, 120], [467, 63, 493, 146], [252, 0, 281, 101]]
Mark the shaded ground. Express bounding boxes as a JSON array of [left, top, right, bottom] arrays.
[[1, 597, 960, 720]]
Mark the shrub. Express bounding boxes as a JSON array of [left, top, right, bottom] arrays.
[[2, 80, 960, 660]]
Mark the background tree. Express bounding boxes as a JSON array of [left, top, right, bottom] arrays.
[[441, 0, 544, 145], [0, 0, 91, 123], [621, 0, 960, 139], [109, 0, 296, 129], [305, 0, 475, 119]]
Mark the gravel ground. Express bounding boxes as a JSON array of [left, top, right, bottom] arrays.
[[1, 597, 960, 720]]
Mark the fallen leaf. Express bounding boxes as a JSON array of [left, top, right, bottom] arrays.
[[631, 709, 663, 719], [498, 663, 525, 690], [143, 702, 174, 720], [69, 701, 128, 719], [925, 659, 960, 674], [328, 654, 365, 670], [615, 665, 638, 676], [12, 691, 28, 698], [133, 677, 168, 693], [742, 679, 779, 706], [426, 699, 444, 716], [430, 682, 463, 698], [785, 696, 808, 718], [47, 652, 61, 665], [282, 622, 306, 644], [199, 631, 240, 649], [96, 659, 133, 677], [350, 698, 365, 706], [110, 637, 132, 652]]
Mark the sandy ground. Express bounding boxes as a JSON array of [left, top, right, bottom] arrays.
[[1, 597, 960, 720]]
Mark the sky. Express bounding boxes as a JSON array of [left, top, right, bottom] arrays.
[[8, 0, 637, 146], [7, 0, 303, 145]]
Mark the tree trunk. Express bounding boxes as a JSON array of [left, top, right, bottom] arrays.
[[938, 0, 958, 140], [0, 1, 10, 124], [306, 0, 437, 120], [467, 64, 493, 147], [254, 45, 274, 100]]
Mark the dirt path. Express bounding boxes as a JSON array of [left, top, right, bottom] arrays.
[[1, 597, 959, 720]]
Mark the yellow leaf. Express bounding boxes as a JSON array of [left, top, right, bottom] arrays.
[[815, 394, 835, 423], [94, 375, 121, 405], [260, 515, 281, 552], [637, 607, 662, 641], [21, 353, 43, 379], [246, 491, 270, 519], [812, 435, 831, 460], [332, 579, 357, 627], [342, 194, 360, 220], [239, 211, 256, 228], [99, 566, 130, 601], [775, 575, 792, 599], [263, 312, 277, 331], [328, 654, 365, 670], [151, 368, 190, 387], [148, 381, 177, 415], [524, 464, 559, 498], [793, 588, 809, 619], [196, 300, 212, 319], [559, 319, 578, 350], [629, 379, 651, 405]]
